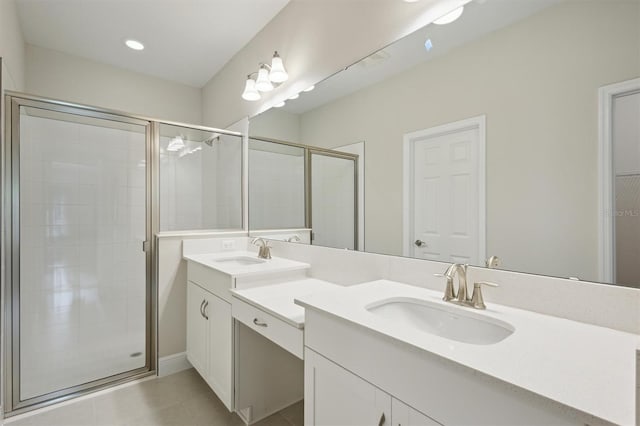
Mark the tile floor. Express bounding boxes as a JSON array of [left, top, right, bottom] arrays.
[[5, 369, 303, 426]]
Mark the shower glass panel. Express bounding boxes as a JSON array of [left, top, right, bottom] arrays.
[[18, 105, 149, 401], [159, 123, 243, 231], [249, 138, 305, 229], [310, 152, 357, 250]]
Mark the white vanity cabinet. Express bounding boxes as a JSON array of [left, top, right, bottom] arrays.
[[304, 348, 439, 426], [186, 263, 234, 411]]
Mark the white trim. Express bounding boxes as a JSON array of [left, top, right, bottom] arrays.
[[158, 352, 192, 377], [598, 78, 640, 283], [402, 115, 486, 263]]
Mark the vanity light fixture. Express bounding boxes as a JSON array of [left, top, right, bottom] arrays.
[[125, 39, 144, 50], [433, 6, 464, 25], [255, 65, 274, 92], [403, 0, 420, 2], [241, 51, 289, 101], [242, 75, 261, 101], [288, 93, 300, 100], [274, 101, 286, 108], [303, 85, 315, 92]]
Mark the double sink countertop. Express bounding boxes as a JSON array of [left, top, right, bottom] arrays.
[[184, 252, 638, 425]]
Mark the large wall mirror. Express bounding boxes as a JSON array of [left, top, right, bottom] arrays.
[[249, 0, 640, 288]]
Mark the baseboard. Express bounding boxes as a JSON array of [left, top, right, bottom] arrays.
[[158, 352, 192, 377]]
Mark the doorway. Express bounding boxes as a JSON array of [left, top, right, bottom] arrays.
[[403, 116, 486, 264], [599, 78, 640, 286]]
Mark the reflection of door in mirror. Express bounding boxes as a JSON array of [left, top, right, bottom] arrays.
[[613, 89, 640, 287], [404, 116, 485, 265], [310, 152, 357, 250]]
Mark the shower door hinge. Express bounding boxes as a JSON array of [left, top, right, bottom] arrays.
[[142, 241, 151, 252]]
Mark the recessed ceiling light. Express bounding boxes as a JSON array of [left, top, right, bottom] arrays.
[[125, 39, 145, 51], [433, 6, 464, 25], [303, 85, 315, 92], [274, 101, 286, 108], [289, 93, 300, 100]]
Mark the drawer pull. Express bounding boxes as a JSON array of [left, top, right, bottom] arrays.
[[253, 318, 268, 327], [203, 301, 209, 320]]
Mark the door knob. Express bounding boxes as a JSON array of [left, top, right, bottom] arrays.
[[414, 239, 426, 247]]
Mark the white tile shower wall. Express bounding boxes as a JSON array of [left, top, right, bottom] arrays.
[[20, 115, 147, 399], [311, 155, 355, 250], [249, 150, 305, 230], [215, 135, 243, 229]]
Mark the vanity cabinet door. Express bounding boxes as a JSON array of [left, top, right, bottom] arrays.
[[392, 399, 441, 426], [186, 281, 209, 377], [205, 292, 233, 410], [305, 348, 391, 426]]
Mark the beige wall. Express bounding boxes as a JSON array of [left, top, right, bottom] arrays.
[[295, 1, 640, 281], [249, 109, 301, 143], [201, 0, 469, 128], [0, 0, 25, 91], [25, 45, 202, 124]]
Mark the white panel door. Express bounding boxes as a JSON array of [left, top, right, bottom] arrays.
[[410, 126, 482, 264]]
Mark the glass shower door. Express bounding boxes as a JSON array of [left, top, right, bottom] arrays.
[[12, 100, 152, 408], [309, 151, 357, 250]]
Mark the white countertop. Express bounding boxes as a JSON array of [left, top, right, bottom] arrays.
[[231, 278, 341, 328], [295, 280, 638, 426], [183, 251, 310, 278]]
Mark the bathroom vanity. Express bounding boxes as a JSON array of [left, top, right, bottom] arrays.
[[296, 280, 637, 426], [183, 250, 310, 419]]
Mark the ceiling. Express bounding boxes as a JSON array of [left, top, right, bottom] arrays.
[[15, 0, 290, 88]]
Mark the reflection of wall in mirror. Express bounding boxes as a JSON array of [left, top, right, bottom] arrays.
[[251, 1, 640, 282]]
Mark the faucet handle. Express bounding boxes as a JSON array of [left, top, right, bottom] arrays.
[[470, 281, 499, 309]]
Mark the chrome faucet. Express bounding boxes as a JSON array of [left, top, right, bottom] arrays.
[[251, 237, 272, 259], [437, 264, 498, 310], [286, 235, 301, 242]]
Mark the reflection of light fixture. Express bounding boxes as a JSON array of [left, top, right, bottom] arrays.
[[303, 85, 315, 92], [125, 39, 144, 50], [289, 93, 299, 100], [242, 75, 261, 101], [274, 101, 286, 108], [241, 51, 289, 101], [433, 6, 464, 25], [166, 136, 185, 152]]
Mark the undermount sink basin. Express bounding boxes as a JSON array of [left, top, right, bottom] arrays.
[[366, 297, 514, 345], [212, 256, 267, 266]]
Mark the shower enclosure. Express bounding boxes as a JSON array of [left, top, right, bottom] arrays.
[[2, 93, 244, 414]]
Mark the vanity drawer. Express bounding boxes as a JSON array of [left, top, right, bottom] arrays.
[[232, 298, 303, 359]]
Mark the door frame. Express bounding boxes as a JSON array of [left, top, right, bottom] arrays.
[[402, 115, 486, 261], [2, 93, 158, 415], [598, 78, 640, 283]]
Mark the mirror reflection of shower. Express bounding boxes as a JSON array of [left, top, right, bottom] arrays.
[[164, 133, 221, 157]]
